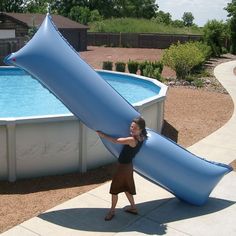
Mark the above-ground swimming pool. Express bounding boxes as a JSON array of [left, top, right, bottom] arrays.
[[0, 67, 161, 118], [0, 66, 167, 181]]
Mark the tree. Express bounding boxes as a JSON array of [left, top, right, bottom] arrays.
[[0, 0, 24, 12], [225, 0, 236, 18], [171, 19, 185, 28], [23, 0, 55, 14], [203, 20, 226, 57], [182, 12, 194, 27], [110, 0, 158, 19], [53, 0, 88, 17], [89, 9, 103, 22], [129, 0, 158, 19], [96, 0, 159, 19], [88, 0, 117, 18], [20, 0, 158, 19], [154, 10, 172, 25], [52, 0, 117, 19], [69, 6, 90, 24], [225, 0, 236, 53]]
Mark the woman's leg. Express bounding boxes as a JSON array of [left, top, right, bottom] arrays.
[[125, 192, 137, 210], [105, 194, 118, 221], [111, 194, 118, 211]]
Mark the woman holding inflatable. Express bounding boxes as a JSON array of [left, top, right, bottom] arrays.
[[97, 116, 147, 221]]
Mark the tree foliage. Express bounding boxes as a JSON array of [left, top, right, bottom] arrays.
[[203, 20, 226, 56], [23, 0, 56, 14], [153, 10, 172, 25], [225, 0, 236, 18], [152, 10, 195, 28], [225, 0, 236, 54], [171, 19, 185, 28], [0, 0, 24, 12], [50, 0, 158, 19], [114, 0, 158, 19], [69, 6, 90, 24], [182, 12, 194, 27], [88, 0, 117, 18]]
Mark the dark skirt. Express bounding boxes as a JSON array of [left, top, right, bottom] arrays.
[[109, 163, 136, 195]]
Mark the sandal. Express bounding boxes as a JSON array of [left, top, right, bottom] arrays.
[[104, 211, 115, 221], [124, 207, 138, 215]]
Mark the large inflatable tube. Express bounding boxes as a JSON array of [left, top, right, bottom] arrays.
[[4, 14, 232, 205]]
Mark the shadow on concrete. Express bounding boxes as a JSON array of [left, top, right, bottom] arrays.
[[38, 197, 235, 235]]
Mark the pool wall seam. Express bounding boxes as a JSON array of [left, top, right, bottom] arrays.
[[78, 122, 87, 173], [6, 120, 17, 182]]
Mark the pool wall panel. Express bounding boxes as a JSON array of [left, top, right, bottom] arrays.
[[137, 100, 165, 133], [85, 126, 115, 169], [15, 120, 81, 179]]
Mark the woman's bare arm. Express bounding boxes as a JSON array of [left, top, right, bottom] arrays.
[[96, 131, 136, 147]]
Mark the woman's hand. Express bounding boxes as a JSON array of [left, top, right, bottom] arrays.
[[96, 131, 106, 138]]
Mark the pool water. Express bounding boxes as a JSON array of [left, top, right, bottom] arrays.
[[0, 68, 160, 118]]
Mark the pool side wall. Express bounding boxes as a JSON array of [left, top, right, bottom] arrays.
[[0, 70, 167, 181]]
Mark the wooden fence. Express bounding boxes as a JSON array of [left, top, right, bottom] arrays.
[[0, 33, 203, 66], [87, 32, 203, 49]]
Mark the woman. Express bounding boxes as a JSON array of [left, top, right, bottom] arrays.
[[97, 116, 147, 221]]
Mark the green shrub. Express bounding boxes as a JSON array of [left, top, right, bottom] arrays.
[[200, 70, 211, 77], [153, 68, 163, 81], [151, 60, 164, 74], [162, 41, 205, 80], [190, 41, 212, 74], [127, 60, 139, 74], [139, 61, 149, 75], [143, 64, 162, 81], [115, 61, 126, 72], [193, 41, 212, 60], [139, 60, 163, 76], [185, 75, 194, 83], [143, 64, 153, 77], [102, 61, 113, 70], [193, 78, 204, 88], [221, 47, 228, 54]]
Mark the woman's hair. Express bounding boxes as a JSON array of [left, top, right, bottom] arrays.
[[132, 116, 147, 138]]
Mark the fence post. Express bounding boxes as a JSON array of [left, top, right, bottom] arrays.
[[119, 32, 121, 47]]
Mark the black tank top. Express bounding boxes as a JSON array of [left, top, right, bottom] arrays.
[[118, 140, 143, 164]]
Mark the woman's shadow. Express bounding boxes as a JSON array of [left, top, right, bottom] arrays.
[[38, 197, 235, 235]]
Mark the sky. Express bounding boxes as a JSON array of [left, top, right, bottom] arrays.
[[156, 0, 231, 26]]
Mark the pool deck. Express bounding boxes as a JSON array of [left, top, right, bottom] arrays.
[[2, 61, 236, 236]]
